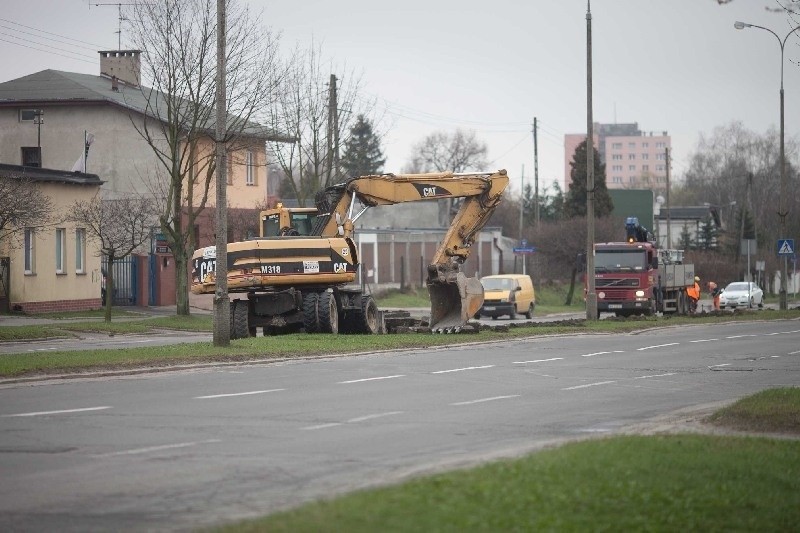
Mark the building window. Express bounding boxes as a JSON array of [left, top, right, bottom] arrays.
[[629, 176, 636, 183], [656, 142, 666, 149], [642, 165, 649, 171], [19, 109, 39, 122], [628, 142, 636, 149], [245, 150, 255, 186], [656, 153, 665, 160], [21, 147, 41, 167], [642, 142, 649, 148], [55, 228, 66, 274], [612, 176, 622, 183], [24, 228, 35, 274], [629, 165, 636, 171], [656, 164, 665, 171], [611, 142, 622, 150], [75, 228, 86, 274], [612, 164, 622, 172], [628, 153, 636, 160], [612, 154, 622, 161], [641, 153, 649, 160]]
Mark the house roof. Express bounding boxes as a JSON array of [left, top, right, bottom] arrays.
[[0, 70, 291, 142], [655, 206, 711, 220], [0, 163, 103, 186]]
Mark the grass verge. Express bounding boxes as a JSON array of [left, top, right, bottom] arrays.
[[707, 387, 800, 434], [218, 388, 800, 532]]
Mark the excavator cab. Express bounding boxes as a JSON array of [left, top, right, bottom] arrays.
[[260, 206, 320, 237]]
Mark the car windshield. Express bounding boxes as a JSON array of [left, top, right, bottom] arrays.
[[594, 250, 647, 272], [725, 283, 750, 292], [482, 278, 515, 291]]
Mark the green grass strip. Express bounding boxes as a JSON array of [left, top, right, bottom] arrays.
[[708, 387, 800, 434]]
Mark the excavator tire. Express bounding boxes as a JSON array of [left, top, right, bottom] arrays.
[[231, 300, 252, 339], [302, 292, 320, 333], [318, 291, 339, 334], [348, 295, 378, 334]]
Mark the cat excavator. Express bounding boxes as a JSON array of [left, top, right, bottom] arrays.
[[191, 169, 509, 337]]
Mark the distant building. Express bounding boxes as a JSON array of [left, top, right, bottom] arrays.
[[565, 122, 671, 194]]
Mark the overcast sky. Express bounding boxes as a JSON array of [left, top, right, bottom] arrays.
[[1, 0, 798, 196]]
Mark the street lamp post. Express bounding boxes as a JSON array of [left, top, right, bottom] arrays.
[[735, 21, 800, 311]]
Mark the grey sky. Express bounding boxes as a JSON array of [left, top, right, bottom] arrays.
[[1, 0, 798, 196]]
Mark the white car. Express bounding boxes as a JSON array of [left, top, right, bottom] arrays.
[[719, 282, 764, 309]]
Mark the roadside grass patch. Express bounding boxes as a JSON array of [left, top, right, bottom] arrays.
[[219, 434, 800, 533], [0, 326, 70, 341], [708, 387, 800, 434]]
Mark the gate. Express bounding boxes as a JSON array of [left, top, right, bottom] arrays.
[[0, 257, 9, 314], [101, 257, 138, 306]]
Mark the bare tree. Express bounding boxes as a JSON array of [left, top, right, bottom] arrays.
[[406, 129, 488, 173], [68, 194, 158, 322], [126, 0, 282, 315], [267, 43, 375, 206], [0, 176, 54, 251]]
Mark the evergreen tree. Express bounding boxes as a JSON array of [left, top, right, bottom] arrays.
[[678, 223, 694, 250], [563, 139, 614, 218], [696, 215, 720, 250], [341, 115, 385, 178]]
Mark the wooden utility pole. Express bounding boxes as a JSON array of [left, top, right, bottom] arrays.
[[665, 147, 671, 249], [327, 74, 339, 184], [533, 117, 540, 225], [213, 0, 230, 346], [585, 0, 597, 320]]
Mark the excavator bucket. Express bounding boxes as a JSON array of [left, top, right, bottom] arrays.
[[428, 272, 484, 333]]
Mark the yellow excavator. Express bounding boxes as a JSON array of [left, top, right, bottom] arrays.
[[191, 169, 509, 336]]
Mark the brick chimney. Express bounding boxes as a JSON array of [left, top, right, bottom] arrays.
[[99, 50, 141, 88]]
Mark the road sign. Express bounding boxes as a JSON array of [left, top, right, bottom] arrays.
[[513, 246, 536, 255], [777, 239, 795, 256]]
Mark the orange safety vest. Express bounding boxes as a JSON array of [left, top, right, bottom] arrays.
[[687, 282, 700, 300]]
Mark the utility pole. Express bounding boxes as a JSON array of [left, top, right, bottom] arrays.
[[91, 3, 133, 49], [585, 0, 597, 321], [519, 164, 525, 240], [665, 147, 671, 249], [533, 117, 540, 225], [213, 0, 230, 346], [327, 74, 339, 184], [34, 110, 44, 166]]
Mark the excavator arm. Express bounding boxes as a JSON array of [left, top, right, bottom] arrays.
[[313, 170, 510, 331]]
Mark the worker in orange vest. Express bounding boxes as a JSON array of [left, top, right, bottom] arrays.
[[687, 276, 701, 313], [707, 281, 721, 311]]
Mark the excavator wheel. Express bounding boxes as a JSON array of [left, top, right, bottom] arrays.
[[231, 300, 252, 339], [348, 295, 379, 334], [302, 292, 320, 333], [317, 291, 339, 334]]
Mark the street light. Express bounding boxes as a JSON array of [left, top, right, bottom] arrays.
[[735, 20, 800, 310]]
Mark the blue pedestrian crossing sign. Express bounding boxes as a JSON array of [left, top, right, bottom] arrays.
[[777, 239, 794, 256]]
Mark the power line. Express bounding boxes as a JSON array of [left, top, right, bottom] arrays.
[[0, 17, 106, 49], [0, 36, 96, 64]]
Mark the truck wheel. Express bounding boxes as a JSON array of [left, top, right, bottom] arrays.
[[302, 292, 320, 333], [318, 291, 339, 334], [231, 300, 251, 339], [352, 295, 379, 334], [524, 303, 534, 319]]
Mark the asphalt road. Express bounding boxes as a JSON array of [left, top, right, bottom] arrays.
[[1, 319, 798, 531]]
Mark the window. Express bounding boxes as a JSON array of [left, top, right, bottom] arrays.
[[641, 153, 649, 160], [245, 150, 255, 186], [612, 164, 623, 172], [628, 153, 636, 160], [55, 228, 66, 274], [19, 109, 38, 122], [656, 141, 666, 149], [612, 176, 622, 183], [628, 142, 636, 149], [629, 176, 636, 183], [656, 153, 665, 160], [21, 147, 41, 167], [629, 165, 636, 171], [75, 228, 86, 274], [642, 142, 649, 148], [612, 154, 622, 161], [642, 165, 649, 171], [611, 142, 622, 149], [24, 228, 35, 274], [656, 164, 665, 171]]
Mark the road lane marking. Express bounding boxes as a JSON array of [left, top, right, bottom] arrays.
[[431, 365, 494, 374], [301, 423, 343, 430], [581, 351, 610, 357], [1, 406, 111, 418], [338, 375, 404, 384], [194, 389, 284, 399], [788, 350, 800, 355], [562, 381, 616, 390], [513, 357, 564, 364], [637, 343, 679, 351], [451, 395, 520, 406], [726, 335, 756, 339], [96, 439, 221, 457], [709, 364, 731, 368], [635, 373, 677, 379], [690, 338, 718, 343], [347, 411, 404, 423]]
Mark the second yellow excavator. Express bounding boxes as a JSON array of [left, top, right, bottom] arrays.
[[191, 169, 509, 336]]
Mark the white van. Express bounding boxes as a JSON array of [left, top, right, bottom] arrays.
[[477, 274, 536, 319]]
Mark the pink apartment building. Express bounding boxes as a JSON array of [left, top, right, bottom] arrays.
[[564, 122, 671, 193]]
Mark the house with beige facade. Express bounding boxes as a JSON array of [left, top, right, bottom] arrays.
[[0, 164, 104, 313]]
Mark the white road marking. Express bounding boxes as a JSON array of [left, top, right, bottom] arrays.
[[580, 350, 623, 357], [27, 347, 58, 352], [690, 338, 718, 343], [788, 350, 800, 355], [513, 357, 564, 364], [1, 406, 112, 418], [96, 439, 221, 457], [764, 332, 782, 336], [635, 373, 677, 379], [709, 364, 731, 368], [194, 389, 284, 399], [431, 365, 494, 374], [347, 411, 404, 423], [451, 395, 520, 406], [562, 381, 616, 391], [338, 375, 405, 384], [726, 335, 756, 339], [637, 343, 679, 351], [301, 422, 342, 430]]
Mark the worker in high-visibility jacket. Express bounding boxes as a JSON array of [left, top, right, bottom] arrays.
[[687, 276, 701, 313], [707, 281, 721, 311]]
